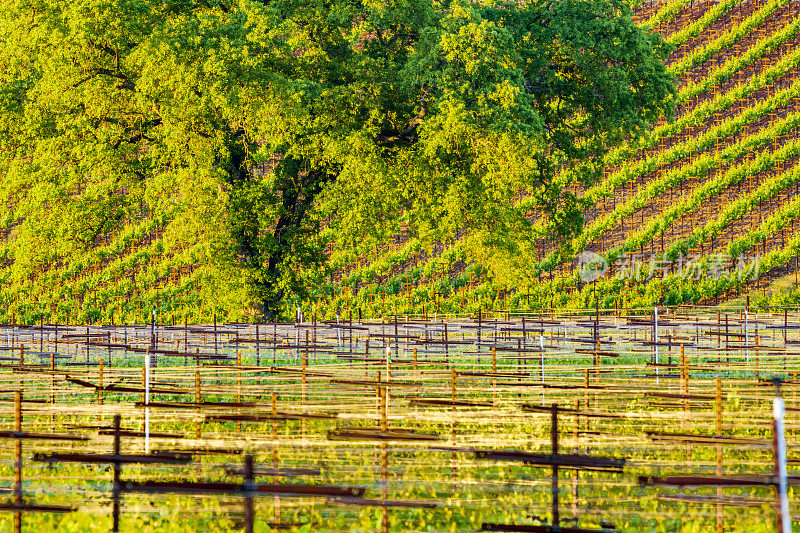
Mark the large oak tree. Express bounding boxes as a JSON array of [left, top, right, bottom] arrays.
[[0, 0, 674, 319]]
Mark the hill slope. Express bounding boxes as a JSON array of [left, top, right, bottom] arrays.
[[321, 0, 800, 317]]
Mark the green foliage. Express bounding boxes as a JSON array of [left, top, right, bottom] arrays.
[[669, 0, 790, 78], [643, 0, 694, 28], [542, 101, 800, 273], [667, 156, 800, 261], [665, 0, 742, 48], [622, 135, 800, 260]]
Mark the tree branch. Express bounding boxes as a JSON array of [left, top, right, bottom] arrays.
[[374, 95, 428, 148], [73, 68, 135, 91]]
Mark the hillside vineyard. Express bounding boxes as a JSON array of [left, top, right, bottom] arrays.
[[324, 0, 800, 320]]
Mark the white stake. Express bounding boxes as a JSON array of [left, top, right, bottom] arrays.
[[540, 334, 545, 383], [654, 306, 659, 385], [145, 349, 151, 405], [540, 334, 545, 406], [745, 308, 750, 364], [145, 348, 151, 454], [774, 396, 791, 532]]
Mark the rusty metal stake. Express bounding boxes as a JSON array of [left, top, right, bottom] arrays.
[[112, 414, 122, 532], [98, 358, 104, 405], [243, 455, 255, 533]]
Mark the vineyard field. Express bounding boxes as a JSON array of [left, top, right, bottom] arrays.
[[1, 308, 799, 531]]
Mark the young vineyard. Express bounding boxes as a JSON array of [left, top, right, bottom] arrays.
[[1, 308, 799, 531]]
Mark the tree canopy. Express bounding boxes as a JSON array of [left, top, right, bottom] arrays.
[[0, 0, 675, 320]]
